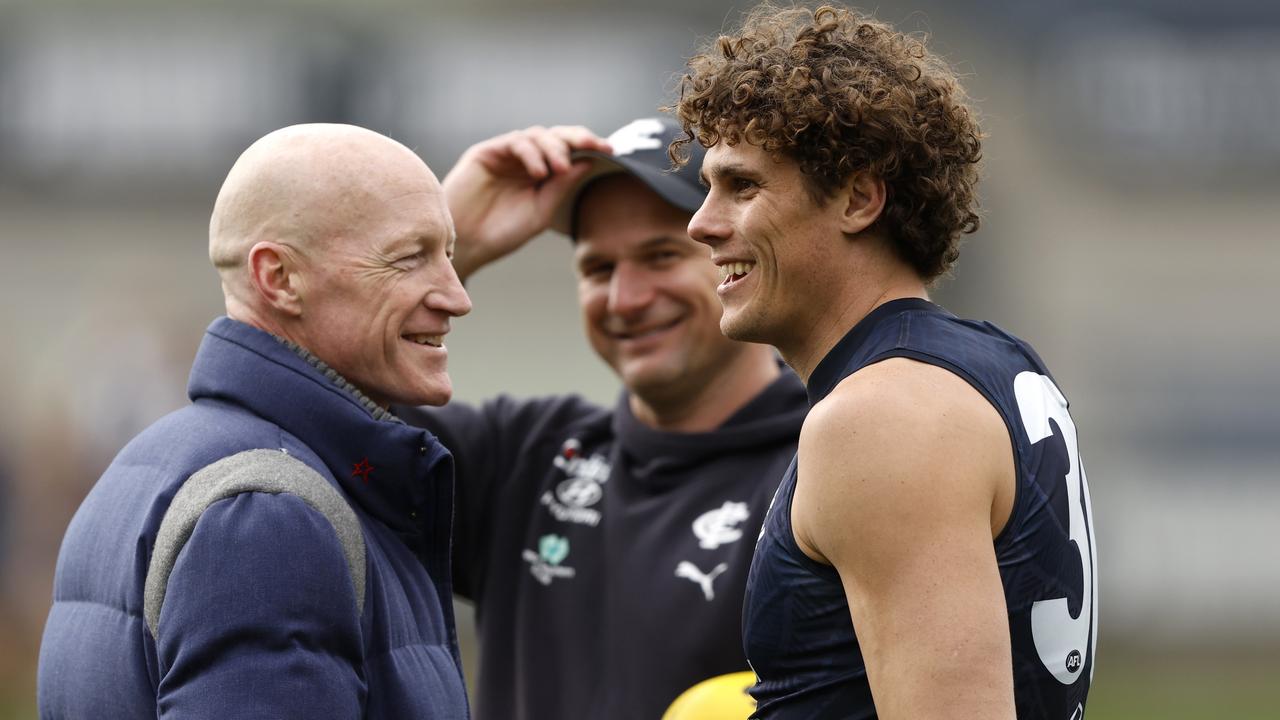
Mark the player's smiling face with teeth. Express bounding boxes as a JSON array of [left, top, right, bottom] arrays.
[[689, 141, 848, 353], [574, 174, 743, 398]]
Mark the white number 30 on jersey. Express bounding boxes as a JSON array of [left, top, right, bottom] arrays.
[[1015, 372, 1098, 685]]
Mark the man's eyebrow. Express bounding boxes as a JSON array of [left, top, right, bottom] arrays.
[[701, 162, 757, 187], [636, 235, 691, 251], [574, 249, 607, 269], [383, 232, 440, 258], [574, 244, 600, 262], [576, 235, 689, 264], [380, 237, 418, 257]]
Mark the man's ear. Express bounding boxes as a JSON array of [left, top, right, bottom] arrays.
[[247, 241, 304, 317], [839, 170, 887, 236]]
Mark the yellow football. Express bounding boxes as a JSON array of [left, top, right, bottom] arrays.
[[661, 670, 757, 720]]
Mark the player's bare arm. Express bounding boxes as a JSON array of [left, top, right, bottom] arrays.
[[443, 125, 611, 281], [792, 356, 1018, 719]]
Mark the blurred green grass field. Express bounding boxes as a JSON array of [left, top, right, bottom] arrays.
[[3, 645, 1278, 719], [1084, 647, 1279, 720]]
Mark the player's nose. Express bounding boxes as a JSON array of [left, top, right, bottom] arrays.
[[688, 195, 729, 249], [606, 262, 655, 318]]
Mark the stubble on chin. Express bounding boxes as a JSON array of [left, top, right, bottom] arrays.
[[719, 306, 762, 344]]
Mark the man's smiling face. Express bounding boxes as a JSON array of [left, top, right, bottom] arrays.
[[688, 141, 848, 354], [574, 174, 742, 399], [294, 163, 472, 408]]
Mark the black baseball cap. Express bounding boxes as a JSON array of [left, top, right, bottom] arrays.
[[550, 116, 708, 238]]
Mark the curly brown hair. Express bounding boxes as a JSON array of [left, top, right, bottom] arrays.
[[672, 3, 982, 280]]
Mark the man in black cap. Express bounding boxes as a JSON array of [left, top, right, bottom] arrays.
[[397, 118, 808, 719]]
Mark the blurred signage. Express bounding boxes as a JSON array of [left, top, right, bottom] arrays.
[[1037, 21, 1280, 183], [363, 18, 687, 171], [0, 13, 340, 188], [0, 11, 683, 193]]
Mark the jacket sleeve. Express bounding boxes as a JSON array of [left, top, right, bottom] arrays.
[[153, 491, 365, 718]]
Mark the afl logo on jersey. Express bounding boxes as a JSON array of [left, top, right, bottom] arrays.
[[1065, 650, 1082, 673]]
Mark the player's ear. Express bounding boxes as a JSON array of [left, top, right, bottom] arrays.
[[838, 170, 886, 236], [247, 241, 305, 317]]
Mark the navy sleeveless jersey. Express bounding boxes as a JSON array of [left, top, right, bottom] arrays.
[[743, 298, 1097, 719]]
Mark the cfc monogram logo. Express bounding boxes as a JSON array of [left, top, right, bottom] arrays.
[[692, 501, 751, 550]]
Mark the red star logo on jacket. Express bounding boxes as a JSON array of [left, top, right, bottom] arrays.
[[352, 458, 375, 483]]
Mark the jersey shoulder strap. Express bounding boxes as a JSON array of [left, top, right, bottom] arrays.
[[143, 448, 366, 638]]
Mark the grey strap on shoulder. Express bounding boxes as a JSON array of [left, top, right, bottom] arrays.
[[143, 448, 366, 638]]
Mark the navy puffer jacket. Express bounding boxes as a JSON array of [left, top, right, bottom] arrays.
[[38, 317, 468, 719]]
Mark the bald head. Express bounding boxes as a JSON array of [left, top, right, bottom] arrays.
[[206, 122, 471, 408], [209, 123, 441, 316]]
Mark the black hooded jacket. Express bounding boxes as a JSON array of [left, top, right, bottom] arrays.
[[399, 369, 806, 720]]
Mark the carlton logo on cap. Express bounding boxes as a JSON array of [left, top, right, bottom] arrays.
[[550, 115, 704, 236], [607, 118, 666, 156]]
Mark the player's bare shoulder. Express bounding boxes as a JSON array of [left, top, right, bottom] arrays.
[[792, 357, 1016, 565]]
